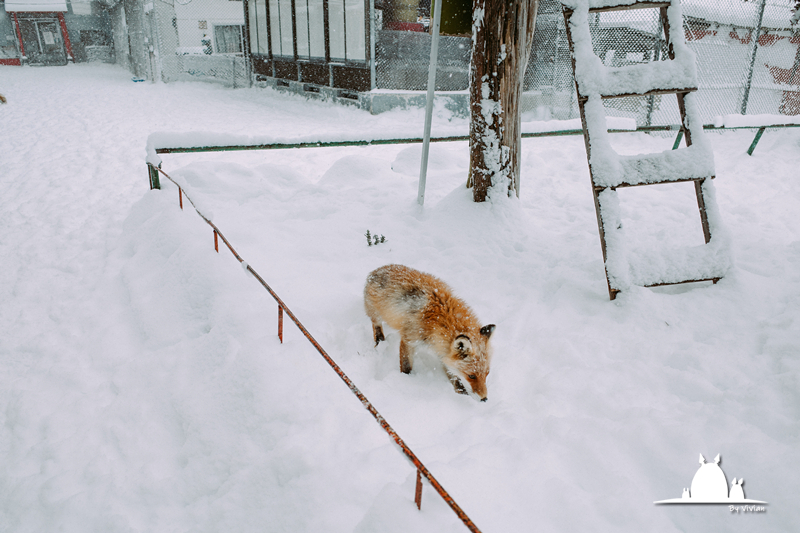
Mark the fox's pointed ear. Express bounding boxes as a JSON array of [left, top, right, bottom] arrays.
[[452, 335, 472, 358], [480, 324, 496, 338]]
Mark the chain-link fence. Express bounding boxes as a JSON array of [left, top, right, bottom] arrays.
[[524, 0, 800, 124], [374, 0, 800, 123], [108, 0, 247, 87]]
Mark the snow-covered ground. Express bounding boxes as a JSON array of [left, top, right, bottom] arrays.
[[1, 64, 799, 532]]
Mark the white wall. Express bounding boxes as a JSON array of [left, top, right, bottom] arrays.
[[174, 0, 243, 53]]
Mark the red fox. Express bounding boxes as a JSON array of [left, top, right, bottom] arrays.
[[364, 264, 495, 401]]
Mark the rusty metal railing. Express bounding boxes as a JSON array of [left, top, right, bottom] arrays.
[[147, 163, 483, 533]]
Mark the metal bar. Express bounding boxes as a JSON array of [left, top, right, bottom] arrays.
[[278, 304, 284, 343], [154, 124, 800, 157], [290, 0, 298, 61], [415, 468, 423, 510], [367, 0, 375, 89], [242, 0, 254, 87], [151, 123, 800, 155], [179, 187, 183, 209], [323, 0, 330, 63], [742, 0, 767, 115], [672, 130, 683, 150], [154, 136, 468, 154], [645, 10, 664, 128], [148, 163, 161, 190], [417, 0, 443, 206], [214, 229, 219, 252], [747, 126, 767, 155], [150, 165, 483, 533]]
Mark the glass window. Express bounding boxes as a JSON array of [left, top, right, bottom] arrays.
[[328, 0, 346, 61], [269, 0, 294, 57], [344, 0, 365, 61], [248, 0, 261, 54], [214, 25, 243, 53]]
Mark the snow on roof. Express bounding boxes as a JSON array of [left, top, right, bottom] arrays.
[[5, 0, 68, 12]]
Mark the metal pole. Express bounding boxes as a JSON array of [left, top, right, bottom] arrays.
[[645, 11, 663, 127], [741, 0, 766, 115], [417, 0, 443, 206], [369, 0, 377, 90]]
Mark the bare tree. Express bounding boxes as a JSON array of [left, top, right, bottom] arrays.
[[469, 0, 539, 201]]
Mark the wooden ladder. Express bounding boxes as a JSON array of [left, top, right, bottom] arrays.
[[562, 0, 731, 300]]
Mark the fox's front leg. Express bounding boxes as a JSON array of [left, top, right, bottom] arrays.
[[372, 323, 385, 346], [446, 370, 468, 395], [399, 339, 413, 374]]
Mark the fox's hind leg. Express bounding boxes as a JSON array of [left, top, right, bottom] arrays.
[[372, 324, 385, 346], [399, 339, 413, 374]]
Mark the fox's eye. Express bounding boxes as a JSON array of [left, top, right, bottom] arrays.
[[467, 374, 477, 380]]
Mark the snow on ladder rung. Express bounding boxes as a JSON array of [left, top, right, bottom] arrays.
[[580, 87, 697, 103], [563, 0, 671, 14], [563, 0, 697, 98], [591, 144, 715, 189], [581, 96, 715, 189], [597, 185, 732, 292], [626, 244, 728, 288]]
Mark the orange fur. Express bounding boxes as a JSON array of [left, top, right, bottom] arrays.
[[364, 264, 495, 401]]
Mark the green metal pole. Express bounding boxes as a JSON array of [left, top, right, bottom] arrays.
[[741, 0, 767, 115], [747, 126, 767, 156], [148, 163, 161, 190], [672, 130, 683, 150]]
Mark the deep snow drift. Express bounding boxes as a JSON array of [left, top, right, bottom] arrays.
[[1, 64, 799, 532]]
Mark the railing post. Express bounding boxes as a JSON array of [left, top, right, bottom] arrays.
[[415, 468, 423, 510], [179, 187, 183, 209], [278, 305, 284, 343], [147, 162, 161, 190], [741, 0, 766, 115], [672, 130, 683, 150], [214, 230, 219, 252], [747, 126, 767, 155]]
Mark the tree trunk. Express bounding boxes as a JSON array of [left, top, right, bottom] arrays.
[[470, 0, 538, 201]]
